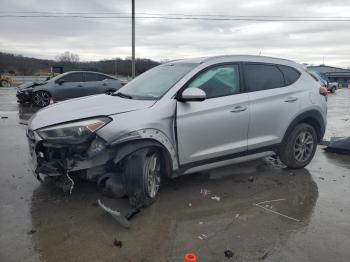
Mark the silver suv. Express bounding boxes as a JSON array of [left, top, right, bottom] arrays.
[[27, 55, 327, 207]]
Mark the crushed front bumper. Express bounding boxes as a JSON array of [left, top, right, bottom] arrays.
[[27, 129, 114, 181], [16, 88, 33, 103]]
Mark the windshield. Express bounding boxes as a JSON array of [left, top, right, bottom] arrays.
[[116, 63, 197, 100]]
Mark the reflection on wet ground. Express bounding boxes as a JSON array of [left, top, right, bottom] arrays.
[[0, 87, 350, 262], [31, 159, 318, 262]]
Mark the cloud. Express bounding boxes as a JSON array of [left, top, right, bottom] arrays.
[[0, 0, 350, 67]]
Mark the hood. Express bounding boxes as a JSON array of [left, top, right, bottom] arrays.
[[18, 81, 46, 90], [29, 94, 156, 130]]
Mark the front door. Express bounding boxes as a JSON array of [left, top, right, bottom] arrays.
[[176, 64, 249, 165]]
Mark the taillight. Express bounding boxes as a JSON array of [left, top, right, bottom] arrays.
[[319, 86, 328, 96]]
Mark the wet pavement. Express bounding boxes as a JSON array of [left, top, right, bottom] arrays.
[[0, 87, 349, 262]]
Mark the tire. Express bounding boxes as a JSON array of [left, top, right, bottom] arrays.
[[330, 86, 336, 93], [123, 148, 162, 208], [1, 80, 10, 87], [279, 123, 317, 169], [33, 91, 51, 107]]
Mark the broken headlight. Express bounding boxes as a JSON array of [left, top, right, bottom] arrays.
[[37, 117, 111, 144]]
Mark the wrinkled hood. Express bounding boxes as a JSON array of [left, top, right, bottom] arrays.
[[18, 81, 46, 90], [29, 94, 156, 130]]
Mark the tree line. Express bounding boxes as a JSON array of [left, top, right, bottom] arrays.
[[0, 51, 160, 77]]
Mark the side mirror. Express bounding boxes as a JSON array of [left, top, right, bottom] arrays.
[[179, 88, 206, 102], [57, 79, 65, 85]]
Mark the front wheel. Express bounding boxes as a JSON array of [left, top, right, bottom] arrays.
[[279, 123, 317, 169], [33, 91, 51, 107], [124, 148, 162, 208], [330, 86, 336, 93]]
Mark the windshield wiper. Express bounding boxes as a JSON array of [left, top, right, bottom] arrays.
[[113, 92, 133, 99]]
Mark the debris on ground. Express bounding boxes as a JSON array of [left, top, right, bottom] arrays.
[[91, 202, 98, 207], [211, 196, 221, 201], [199, 221, 203, 225], [323, 137, 350, 154], [200, 188, 211, 196], [125, 208, 140, 220], [235, 213, 240, 218], [98, 199, 131, 228], [258, 251, 269, 260], [319, 177, 325, 180], [188, 203, 192, 207], [1, 116, 8, 119], [247, 176, 254, 182], [224, 249, 234, 259], [255, 199, 300, 222], [27, 229, 36, 235], [113, 239, 123, 248], [198, 233, 208, 240]]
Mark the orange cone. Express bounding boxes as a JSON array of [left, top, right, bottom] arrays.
[[184, 253, 196, 262]]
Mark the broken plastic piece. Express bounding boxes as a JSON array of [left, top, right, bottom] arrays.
[[198, 233, 208, 240], [98, 199, 131, 228], [113, 239, 123, 248], [224, 249, 234, 258], [125, 208, 140, 220], [211, 196, 221, 201], [324, 137, 350, 154]]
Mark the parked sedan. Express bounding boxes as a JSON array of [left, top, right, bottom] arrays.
[[16, 71, 123, 107]]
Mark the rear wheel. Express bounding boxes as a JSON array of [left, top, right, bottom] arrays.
[[330, 86, 336, 93], [105, 89, 116, 95], [124, 148, 162, 208], [279, 123, 317, 169], [33, 91, 51, 107]]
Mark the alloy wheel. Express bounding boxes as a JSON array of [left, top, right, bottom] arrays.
[[294, 131, 314, 162], [33, 91, 50, 107], [144, 152, 161, 198]]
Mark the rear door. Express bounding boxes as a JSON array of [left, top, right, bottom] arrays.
[[176, 63, 250, 165], [56, 72, 84, 99], [84, 73, 111, 95], [244, 63, 302, 149]]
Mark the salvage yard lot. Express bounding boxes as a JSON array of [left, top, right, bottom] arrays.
[[0, 88, 350, 262]]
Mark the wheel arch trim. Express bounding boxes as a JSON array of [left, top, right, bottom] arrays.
[[110, 128, 179, 171], [282, 110, 325, 144]]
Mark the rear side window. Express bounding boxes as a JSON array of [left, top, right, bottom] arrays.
[[187, 64, 240, 98], [62, 73, 83, 82], [278, 65, 300, 85], [244, 64, 284, 92], [85, 73, 110, 82]]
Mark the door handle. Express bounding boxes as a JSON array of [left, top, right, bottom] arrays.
[[230, 105, 247, 112], [284, 97, 298, 103]]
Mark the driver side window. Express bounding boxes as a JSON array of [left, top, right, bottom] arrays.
[[188, 64, 240, 98]]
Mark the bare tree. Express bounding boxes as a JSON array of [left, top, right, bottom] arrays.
[[56, 51, 80, 63]]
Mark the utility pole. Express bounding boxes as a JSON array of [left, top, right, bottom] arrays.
[[131, 0, 136, 78]]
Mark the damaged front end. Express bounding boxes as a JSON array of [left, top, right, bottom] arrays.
[[27, 117, 115, 192]]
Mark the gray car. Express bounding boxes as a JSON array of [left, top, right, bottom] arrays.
[[27, 55, 327, 208], [16, 71, 123, 107]]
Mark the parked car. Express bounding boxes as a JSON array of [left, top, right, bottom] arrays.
[[27, 55, 327, 208], [307, 70, 337, 93], [327, 81, 338, 93], [16, 71, 123, 107]]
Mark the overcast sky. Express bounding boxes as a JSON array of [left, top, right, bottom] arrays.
[[1, 0, 350, 67]]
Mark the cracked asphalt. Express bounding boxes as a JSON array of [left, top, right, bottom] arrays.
[[0, 87, 349, 262]]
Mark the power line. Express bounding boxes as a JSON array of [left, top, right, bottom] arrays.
[[1, 11, 350, 19], [1, 14, 350, 22]]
